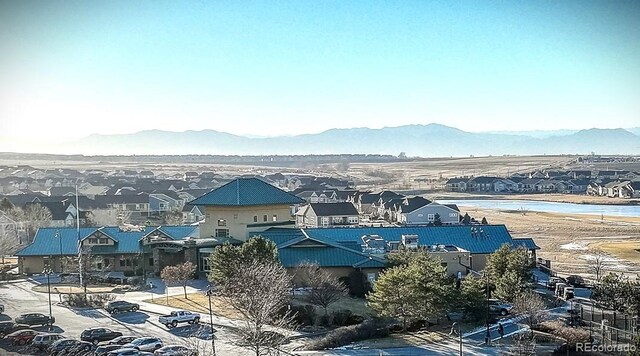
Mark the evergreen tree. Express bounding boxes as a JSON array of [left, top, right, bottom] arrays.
[[0, 198, 13, 212], [456, 275, 487, 321], [208, 236, 279, 286], [433, 213, 442, 226], [481, 217, 488, 225], [461, 213, 471, 225]]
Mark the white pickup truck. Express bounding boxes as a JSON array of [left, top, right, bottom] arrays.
[[158, 310, 200, 328]]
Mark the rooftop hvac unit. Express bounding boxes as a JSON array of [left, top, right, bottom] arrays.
[[401, 234, 419, 249]]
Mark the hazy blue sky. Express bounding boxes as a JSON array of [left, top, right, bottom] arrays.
[[1, 0, 639, 139]]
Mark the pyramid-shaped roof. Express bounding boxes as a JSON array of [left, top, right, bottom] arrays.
[[189, 178, 304, 206]]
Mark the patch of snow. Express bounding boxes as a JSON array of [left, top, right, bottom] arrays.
[[560, 242, 587, 251]]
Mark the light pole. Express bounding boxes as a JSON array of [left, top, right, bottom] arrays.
[[55, 229, 63, 273], [43, 265, 53, 331], [206, 287, 217, 356], [485, 272, 491, 345]]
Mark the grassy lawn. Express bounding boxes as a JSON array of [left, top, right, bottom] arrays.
[[356, 331, 446, 349], [144, 293, 242, 320], [291, 295, 376, 317], [594, 240, 640, 264]]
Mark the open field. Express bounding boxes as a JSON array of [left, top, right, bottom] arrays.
[[460, 207, 640, 278], [431, 192, 640, 206]]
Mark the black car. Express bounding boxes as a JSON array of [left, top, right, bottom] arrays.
[[48, 339, 86, 356], [95, 344, 123, 356], [60, 340, 94, 355], [0, 321, 31, 337], [14, 313, 55, 326], [105, 301, 140, 314], [81, 327, 123, 344]]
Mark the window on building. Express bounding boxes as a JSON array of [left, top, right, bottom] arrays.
[[449, 213, 458, 218], [367, 273, 377, 283], [253, 215, 258, 222], [88, 238, 97, 244], [133, 259, 138, 267], [119, 259, 126, 267], [217, 219, 226, 226], [263, 215, 268, 222], [200, 255, 211, 272], [125, 259, 132, 267], [148, 258, 154, 266], [104, 259, 110, 267], [348, 216, 359, 224], [99, 238, 108, 244], [272, 214, 277, 221], [427, 214, 435, 221], [215, 229, 229, 238]]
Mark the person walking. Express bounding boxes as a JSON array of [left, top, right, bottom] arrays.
[[498, 322, 505, 339]]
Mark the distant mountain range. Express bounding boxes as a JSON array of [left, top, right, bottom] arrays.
[[2, 124, 639, 156]]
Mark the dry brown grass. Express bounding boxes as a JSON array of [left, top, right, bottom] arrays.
[[145, 293, 242, 320], [32, 284, 115, 294], [462, 207, 640, 276], [356, 331, 445, 349]]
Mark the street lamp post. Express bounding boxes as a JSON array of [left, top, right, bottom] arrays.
[[206, 287, 217, 356], [55, 229, 63, 273], [485, 272, 491, 345], [43, 265, 53, 331]]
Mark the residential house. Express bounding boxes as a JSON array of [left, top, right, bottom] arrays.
[[149, 192, 184, 214], [296, 202, 359, 228], [467, 177, 500, 192], [398, 202, 460, 225], [182, 205, 206, 224], [445, 178, 468, 192]]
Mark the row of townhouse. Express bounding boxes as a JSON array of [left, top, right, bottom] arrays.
[[587, 180, 640, 198], [445, 176, 592, 194], [16, 177, 539, 281]]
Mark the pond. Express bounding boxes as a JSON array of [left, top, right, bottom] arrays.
[[436, 199, 640, 218]]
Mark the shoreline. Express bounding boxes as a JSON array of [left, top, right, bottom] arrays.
[[430, 193, 640, 206]]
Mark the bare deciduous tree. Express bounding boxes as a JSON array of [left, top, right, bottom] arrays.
[[296, 262, 347, 315], [509, 330, 537, 356], [513, 290, 549, 327], [0, 216, 20, 264], [592, 250, 607, 281], [161, 262, 196, 299], [163, 209, 183, 225], [221, 260, 295, 356]]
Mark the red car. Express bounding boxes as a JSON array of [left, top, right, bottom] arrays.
[[5, 329, 38, 345]]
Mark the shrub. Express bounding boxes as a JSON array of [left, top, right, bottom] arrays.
[[342, 270, 371, 298], [305, 319, 389, 350], [291, 305, 316, 326], [64, 293, 115, 308], [331, 309, 353, 326], [318, 314, 332, 327]]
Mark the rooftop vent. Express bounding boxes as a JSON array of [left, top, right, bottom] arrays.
[[401, 234, 419, 249]]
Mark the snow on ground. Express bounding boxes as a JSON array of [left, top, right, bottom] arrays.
[[560, 242, 587, 251]]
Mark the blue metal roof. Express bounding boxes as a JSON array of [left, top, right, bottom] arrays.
[[263, 225, 538, 255], [16, 226, 198, 256], [189, 178, 304, 206], [511, 238, 539, 250], [276, 235, 386, 269]]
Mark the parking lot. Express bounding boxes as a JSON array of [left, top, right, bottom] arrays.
[[0, 277, 247, 355]]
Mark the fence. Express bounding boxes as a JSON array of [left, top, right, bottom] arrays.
[[574, 303, 639, 345]]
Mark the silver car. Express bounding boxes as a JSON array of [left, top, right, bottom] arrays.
[[123, 337, 163, 352], [154, 345, 198, 356]]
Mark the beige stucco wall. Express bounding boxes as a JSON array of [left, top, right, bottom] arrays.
[[470, 253, 488, 271], [429, 251, 470, 276], [200, 205, 293, 241]]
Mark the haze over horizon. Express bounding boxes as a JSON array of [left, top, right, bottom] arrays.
[[1, 0, 639, 147]]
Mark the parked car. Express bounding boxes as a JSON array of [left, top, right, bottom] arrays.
[[488, 299, 513, 316], [0, 304, 4, 313], [158, 311, 200, 328], [105, 301, 140, 314], [60, 340, 94, 355], [123, 337, 163, 352], [96, 344, 125, 356], [31, 333, 64, 349], [0, 321, 31, 337], [563, 286, 575, 300], [4, 329, 38, 345], [108, 336, 139, 346], [547, 276, 565, 289], [15, 312, 55, 326], [107, 348, 147, 356], [154, 345, 198, 356], [48, 338, 86, 356], [81, 327, 123, 344]]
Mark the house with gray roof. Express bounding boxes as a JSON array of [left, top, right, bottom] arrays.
[[296, 202, 359, 228]]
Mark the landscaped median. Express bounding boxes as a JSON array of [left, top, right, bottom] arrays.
[[143, 292, 242, 320]]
